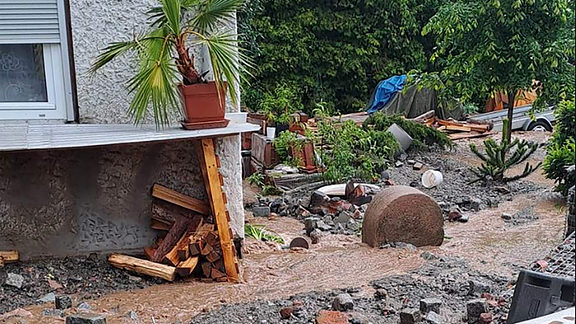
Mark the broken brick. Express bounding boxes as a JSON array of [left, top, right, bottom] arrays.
[[479, 313, 493, 324], [279, 307, 294, 319], [316, 310, 349, 324], [419, 298, 442, 314], [399, 308, 422, 324]]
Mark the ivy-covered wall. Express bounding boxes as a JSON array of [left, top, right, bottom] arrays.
[[239, 0, 446, 114]]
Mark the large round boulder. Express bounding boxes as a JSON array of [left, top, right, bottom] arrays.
[[362, 185, 444, 247]]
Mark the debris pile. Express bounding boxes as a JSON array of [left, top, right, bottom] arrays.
[[108, 184, 231, 282]]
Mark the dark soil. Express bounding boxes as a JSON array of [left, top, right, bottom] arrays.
[[0, 255, 163, 314], [190, 256, 513, 324]]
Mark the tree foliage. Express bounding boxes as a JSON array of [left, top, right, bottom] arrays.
[[418, 0, 575, 111], [238, 0, 447, 114]]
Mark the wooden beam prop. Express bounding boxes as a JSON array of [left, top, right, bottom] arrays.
[[108, 254, 176, 281], [196, 138, 239, 282], [152, 184, 211, 215]]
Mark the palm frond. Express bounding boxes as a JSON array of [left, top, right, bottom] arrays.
[[160, 0, 182, 34], [190, 0, 245, 34]]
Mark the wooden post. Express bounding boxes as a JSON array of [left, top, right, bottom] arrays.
[[196, 138, 239, 282]]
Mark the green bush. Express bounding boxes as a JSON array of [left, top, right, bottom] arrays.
[[238, 0, 447, 114], [544, 100, 576, 195], [273, 131, 305, 167], [363, 112, 453, 150], [317, 120, 400, 183], [259, 84, 303, 125]]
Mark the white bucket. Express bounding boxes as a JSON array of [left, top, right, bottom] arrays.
[[266, 127, 276, 140], [421, 170, 443, 188]]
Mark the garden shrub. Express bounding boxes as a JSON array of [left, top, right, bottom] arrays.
[[238, 0, 447, 114], [363, 112, 453, 150], [544, 100, 576, 195]]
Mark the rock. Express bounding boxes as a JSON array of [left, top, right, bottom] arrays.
[[470, 198, 482, 212], [381, 170, 390, 180], [362, 186, 444, 248], [304, 217, 320, 235], [494, 186, 510, 194], [77, 302, 92, 311], [332, 293, 354, 311], [279, 307, 294, 319], [468, 280, 492, 296], [479, 313, 492, 323], [295, 206, 311, 218], [42, 308, 63, 317], [65, 314, 106, 324], [424, 311, 442, 324], [420, 298, 442, 314], [335, 211, 351, 224], [55, 295, 72, 310], [374, 289, 388, 300], [289, 237, 310, 249], [395, 161, 404, 168], [127, 275, 142, 283], [448, 208, 462, 222], [466, 299, 488, 323], [124, 311, 138, 322], [316, 310, 349, 324], [351, 210, 362, 219], [413, 162, 424, 171], [316, 220, 333, 232], [458, 213, 470, 223], [501, 213, 512, 220], [38, 292, 56, 303], [399, 308, 421, 324], [346, 220, 359, 232], [309, 191, 330, 213], [5, 273, 24, 289], [253, 206, 271, 217], [310, 229, 322, 244], [420, 252, 438, 260], [407, 160, 416, 165]]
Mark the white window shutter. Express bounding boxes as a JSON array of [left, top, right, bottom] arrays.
[[0, 0, 61, 44]]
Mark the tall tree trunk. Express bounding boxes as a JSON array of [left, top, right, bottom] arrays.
[[505, 90, 516, 143]]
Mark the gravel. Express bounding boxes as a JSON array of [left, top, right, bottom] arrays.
[[0, 255, 165, 314], [190, 257, 513, 324]]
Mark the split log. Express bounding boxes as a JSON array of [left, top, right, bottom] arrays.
[[210, 268, 226, 280], [152, 214, 202, 263], [206, 251, 220, 263], [0, 257, 4, 267], [151, 219, 172, 231], [0, 251, 19, 263], [201, 261, 212, 278], [152, 184, 210, 215], [108, 254, 176, 282], [176, 256, 199, 277], [162, 216, 203, 266]]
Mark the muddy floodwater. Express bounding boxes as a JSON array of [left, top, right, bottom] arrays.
[[19, 132, 567, 324]]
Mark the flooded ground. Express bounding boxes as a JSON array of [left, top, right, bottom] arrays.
[[9, 132, 569, 324]]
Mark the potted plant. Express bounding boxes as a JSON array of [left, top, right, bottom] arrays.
[[90, 0, 251, 129], [259, 85, 301, 137]]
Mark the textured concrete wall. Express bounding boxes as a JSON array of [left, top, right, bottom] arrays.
[[0, 140, 219, 259]]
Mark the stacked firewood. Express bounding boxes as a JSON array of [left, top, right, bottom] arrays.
[[109, 184, 228, 282]]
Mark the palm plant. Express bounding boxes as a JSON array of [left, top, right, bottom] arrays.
[[90, 0, 252, 126]]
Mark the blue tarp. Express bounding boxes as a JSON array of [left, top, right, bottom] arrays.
[[365, 74, 406, 114]]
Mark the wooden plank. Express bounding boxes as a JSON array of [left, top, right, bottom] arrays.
[[108, 254, 176, 282], [445, 124, 472, 132], [151, 219, 172, 231], [0, 251, 19, 263], [176, 256, 199, 277], [152, 217, 191, 263], [152, 184, 210, 215], [197, 138, 240, 282]]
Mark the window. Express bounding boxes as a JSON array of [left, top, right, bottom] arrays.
[[0, 0, 74, 121]]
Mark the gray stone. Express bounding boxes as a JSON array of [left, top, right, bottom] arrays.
[[332, 293, 354, 311], [42, 308, 63, 317], [470, 198, 482, 212], [5, 273, 24, 289], [38, 293, 56, 303], [399, 308, 421, 324], [77, 302, 92, 311], [304, 217, 320, 235], [346, 219, 359, 232], [55, 295, 72, 310], [413, 162, 424, 171], [420, 252, 438, 261], [420, 298, 442, 314], [395, 161, 405, 168], [335, 211, 351, 224], [424, 311, 442, 324], [468, 280, 492, 296], [316, 220, 332, 232], [310, 229, 322, 244], [65, 314, 106, 324], [252, 206, 271, 217], [124, 311, 138, 322], [374, 289, 388, 300], [407, 160, 416, 165], [501, 213, 512, 220], [458, 213, 470, 223], [466, 299, 488, 322]]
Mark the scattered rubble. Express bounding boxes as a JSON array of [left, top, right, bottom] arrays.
[[55, 295, 72, 310], [65, 313, 107, 324], [502, 206, 540, 226]]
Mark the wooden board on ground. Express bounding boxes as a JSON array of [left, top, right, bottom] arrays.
[[0, 251, 19, 263], [108, 254, 176, 282], [152, 184, 211, 215]]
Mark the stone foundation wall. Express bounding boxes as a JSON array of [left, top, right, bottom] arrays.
[[0, 136, 243, 260]]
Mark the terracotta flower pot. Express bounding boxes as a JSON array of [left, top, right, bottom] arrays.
[[178, 82, 229, 130]]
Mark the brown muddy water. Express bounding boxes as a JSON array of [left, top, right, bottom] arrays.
[[20, 133, 567, 324]]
